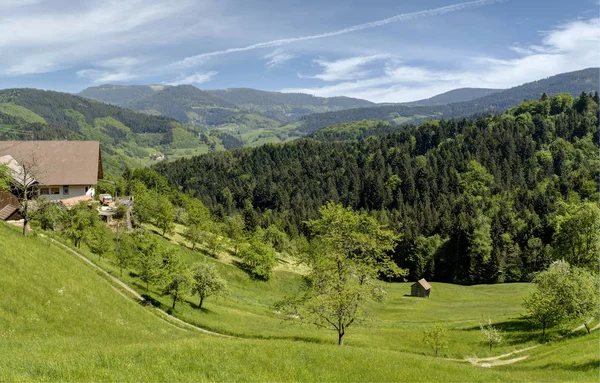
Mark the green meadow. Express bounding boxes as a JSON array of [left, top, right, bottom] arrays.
[[0, 222, 598, 382]]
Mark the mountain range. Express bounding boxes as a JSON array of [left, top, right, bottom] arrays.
[[79, 68, 599, 143], [0, 68, 597, 175]]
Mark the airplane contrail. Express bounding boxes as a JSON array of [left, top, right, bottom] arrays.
[[172, 0, 507, 68]]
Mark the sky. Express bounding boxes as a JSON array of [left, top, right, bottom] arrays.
[[0, 0, 598, 102]]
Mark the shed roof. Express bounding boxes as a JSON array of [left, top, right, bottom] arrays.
[[412, 278, 431, 290], [0, 203, 19, 221], [0, 141, 102, 186]]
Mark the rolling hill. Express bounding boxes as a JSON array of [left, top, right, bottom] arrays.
[[294, 68, 600, 134], [401, 87, 503, 106], [77, 69, 598, 146], [0, 88, 217, 173], [2, 216, 597, 381], [206, 88, 375, 122]]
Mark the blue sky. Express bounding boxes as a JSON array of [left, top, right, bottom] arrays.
[[0, 0, 598, 102]]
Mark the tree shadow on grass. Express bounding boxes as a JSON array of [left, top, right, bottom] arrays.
[[462, 318, 593, 346], [462, 319, 543, 345], [140, 294, 162, 308], [232, 260, 268, 281], [511, 360, 600, 373]]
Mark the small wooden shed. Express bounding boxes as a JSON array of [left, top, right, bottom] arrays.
[[411, 278, 431, 298]]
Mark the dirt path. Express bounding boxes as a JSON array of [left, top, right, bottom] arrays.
[[451, 320, 599, 368], [46, 236, 230, 338]]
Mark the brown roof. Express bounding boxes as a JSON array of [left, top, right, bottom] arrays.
[[413, 278, 431, 290], [0, 141, 102, 186], [0, 204, 19, 220]]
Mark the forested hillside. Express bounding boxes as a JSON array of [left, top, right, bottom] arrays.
[[79, 85, 375, 145], [77, 69, 598, 147], [401, 88, 502, 106], [155, 92, 600, 284], [0, 88, 217, 173], [206, 88, 375, 122], [295, 68, 599, 134]]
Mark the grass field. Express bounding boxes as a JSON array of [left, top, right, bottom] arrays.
[[0, 103, 47, 124], [1, 222, 598, 382]]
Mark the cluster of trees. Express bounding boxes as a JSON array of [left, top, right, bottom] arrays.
[[114, 168, 287, 281], [524, 261, 599, 338], [29, 199, 228, 311], [155, 92, 599, 284]]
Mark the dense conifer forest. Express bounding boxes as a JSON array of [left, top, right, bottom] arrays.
[[155, 92, 600, 284]]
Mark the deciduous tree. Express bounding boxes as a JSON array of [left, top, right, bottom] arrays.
[[552, 201, 600, 270], [423, 323, 448, 357], [276, 202, 405, 346], [155, 195, 175, 236], [239, 234, 277, 280], [191, 262, 227, 309], [480, 319, 504, 352]]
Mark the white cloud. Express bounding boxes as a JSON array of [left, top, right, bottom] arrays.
[[309, 54, 390, 81], [171, 0, 505, 68], [77, 69, 138, 83], [282, 18, 600, 103], [0, 0, 40, 9], [165, 71, 219, 85], [264, 49, 294, 68], [76, 56, 146, 84], [0, 0, 226, 76]]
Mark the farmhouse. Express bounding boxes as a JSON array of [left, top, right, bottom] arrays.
[[411, 278, 431, 298], [0, 141, 103, 201]]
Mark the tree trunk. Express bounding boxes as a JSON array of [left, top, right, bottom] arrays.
[[584, 322, 590, 334], [192, 242, 196, 251], [338, 332, 344, 346], [146, 280, 149, 292], [22, 200, 28, 237], [542, 323, 546, 339], [199, 295, 204, 309], [172, 293, 177, 310], [489, 341, 492, 352]]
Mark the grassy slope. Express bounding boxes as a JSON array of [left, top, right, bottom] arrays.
[[0, 103, 47, 124], [52, 220, 599, 383], [0, 222, 542, 382]]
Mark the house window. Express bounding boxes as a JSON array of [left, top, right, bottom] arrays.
[[50, 187, 60, 195], [40, 188, 49, 195], [63, 186, 69, 195]]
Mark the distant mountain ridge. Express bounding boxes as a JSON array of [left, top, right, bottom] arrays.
[[295, 68, 600, 134], [205, 88, 375, 122], [0, 88, 220, 173], [79, 85, 375, 125], [401, 88, 503, 106]]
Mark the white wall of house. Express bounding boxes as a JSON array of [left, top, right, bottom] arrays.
[[38, 185, 91, 201]]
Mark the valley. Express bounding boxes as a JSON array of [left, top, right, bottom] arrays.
[[1, 221, 597, 382]]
